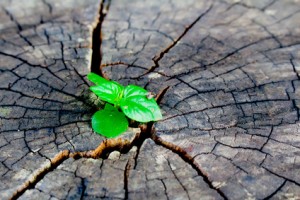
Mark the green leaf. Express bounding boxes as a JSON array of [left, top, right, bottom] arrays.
[[87, 72, 109, 85], [90, 81, 124, 105], [92, 104, 128, 138], [123, 85, 148, 98], [120, 85, 162, 122]]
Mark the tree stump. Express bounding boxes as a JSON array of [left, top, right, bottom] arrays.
[[1, 0, 300, 199]]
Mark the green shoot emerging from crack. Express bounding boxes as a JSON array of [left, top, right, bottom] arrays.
[[87, 72, 162, 138]]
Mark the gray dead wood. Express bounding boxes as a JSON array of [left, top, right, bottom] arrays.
[[0, 0, 103, 199], [101, 0, 300, 199], [1, 0, 300, 200]]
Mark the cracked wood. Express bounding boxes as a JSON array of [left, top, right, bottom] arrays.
[[1, 0, 300, 200]]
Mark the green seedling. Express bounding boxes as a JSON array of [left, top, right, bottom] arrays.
[[87, 72, 162, 138]]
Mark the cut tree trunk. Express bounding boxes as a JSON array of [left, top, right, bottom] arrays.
[[1, 0, 300, 199]]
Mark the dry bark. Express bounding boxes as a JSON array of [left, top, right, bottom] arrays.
[[1, 0, 300, 199]]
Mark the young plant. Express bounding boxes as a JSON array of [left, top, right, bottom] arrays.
[[87, 72, 162, 138]]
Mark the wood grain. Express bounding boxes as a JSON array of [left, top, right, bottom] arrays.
[[1, 0, 300, 199]]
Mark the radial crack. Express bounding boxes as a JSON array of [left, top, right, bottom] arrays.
[[262, 180, 287, 200], [9, 136, 141, 200], [142, 3, 214, 76], [124, 160, 131, 200], [151, 135, 228, 199], [91, 0, 111, 76]]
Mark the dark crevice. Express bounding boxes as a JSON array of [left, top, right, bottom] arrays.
[[262, 180, 286, 200], [151, 135, 228, 200], [133, 144, 141, 169], [166, 159, 191, 200], [260, 126, 274, 151], [4, 8, 35, 48], [253, 20, 283, 48], [124, 160, 131, 200], [78, 175, 86, 200], [41, 0, 53, 14], [126, 86, 171, 156], [261, 0, 276, 11], [4, 8, 22, 31], [9, 137, 134, 200], [290, 56, 300, 80], [162, 98, 293, 124], [161, 179, 170, 200], [212, 153, 249, 174], [100, 61, 133, 68], [3, 0, 300, 198], [9, 127, 146, 200], [124, 87, 171, 171], [9, 150, 70, 200], [155, 86, 170, 104], [141, 3, 214, 76], [91, 0, 111, 76], [8, 85, 169, 200], [190, 36, 273, 74], [0, 52, 89, 104], [215, 138, 271, 155], [60, 42, 68, 70], [262, 167, 300, 187]]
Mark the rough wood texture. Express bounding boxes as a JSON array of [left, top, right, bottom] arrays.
[[0, 0, 104, 199], [19, 139, 222, 200], [1, 0, 300, 199]]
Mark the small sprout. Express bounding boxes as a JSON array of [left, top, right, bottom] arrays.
[[87, 72, 162, 138]]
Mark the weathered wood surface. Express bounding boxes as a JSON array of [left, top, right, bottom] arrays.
[[1, 0, 300, 199]]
